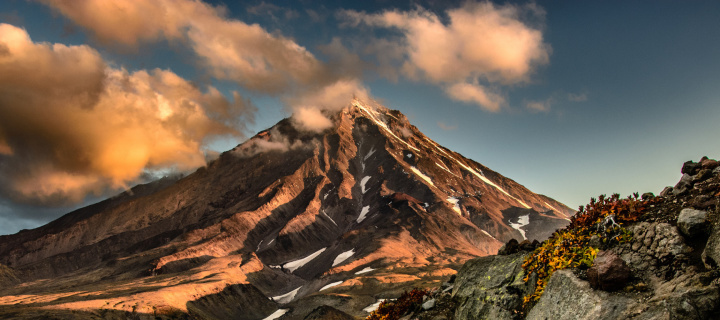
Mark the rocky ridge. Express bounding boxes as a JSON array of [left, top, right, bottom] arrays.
[[396, 157, 720, 320]]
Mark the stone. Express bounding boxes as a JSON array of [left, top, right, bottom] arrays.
[[659, 186, 673, 197], [497, 239, 520, 255], [700, 158, 719, 170], [587, 251, 631, 291], [677, 208, 708, 238], [693, 169, 712, 182], [526, 270, 633, 320], [453, 252, 533, 320], [589, 235, 603, 249], [641, 192, 655, 200], [422, 299, 436, 310], [714, 166, 720, 175], [519, 240, 535, 251], [702, 224, 720, 269], [682, 161, 701, 175]]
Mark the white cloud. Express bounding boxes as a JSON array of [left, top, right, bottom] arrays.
[[445, 82, 505, 112]]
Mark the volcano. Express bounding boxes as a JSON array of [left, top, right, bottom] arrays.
[[0, 99, 573, 319]]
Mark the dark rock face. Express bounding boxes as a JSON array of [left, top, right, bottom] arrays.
[[302, 305, 354, 320], [186, 284, 277, 320], [453, 252, 534, 320], [587, 251, 630, 291]]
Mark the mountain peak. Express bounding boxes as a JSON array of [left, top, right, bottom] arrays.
[[0, 98, 574, 319]]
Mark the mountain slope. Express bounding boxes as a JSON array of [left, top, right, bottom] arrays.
[[0, 99, 572, 319]]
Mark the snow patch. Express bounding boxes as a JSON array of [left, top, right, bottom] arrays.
[[406, 153, 413, 158], [272, 287, 301, 304], [446, 197, 461, 215], [480, 229, 497, 240], [321, 210, 337, 227], [262, 309, 288, 320], [357, 206, 370, 223], [284, 248, 326, 272], [543, 201, 560, 213], [320, 281, 344, 291], [355, 267, 376, 275], [410, 167, 433, 186], [363, 299, 386, 313], [360, 176, 371, 193], [333, 249, 355, 267], [364, 147, 376, 161], [256, 240, 264, 251], [436, 162, 456, 176], [509, 215, 530, 240]]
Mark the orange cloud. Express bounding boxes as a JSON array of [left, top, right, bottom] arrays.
[[0, 24, 253, 204]]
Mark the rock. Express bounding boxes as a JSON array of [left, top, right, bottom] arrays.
[[453, 252, 533, 320], [422, 299, 436, 310], [519, 240, 535, 251], [682, 161, 701, 175], [702, 224, 720, 269], [186, 284, 277, 320], [660, 186, 673, 197], [587, 251, 631, 291], [693, 169, 712, 182], [641, 192, 654, 200], [701, 158, 719, 170], [714, 166, 720, 175], [526, 270, 633, 320], [677, 208, 708, 238], [497, 239, 520, 255], [303, 305, 355, 320], [588, 235, 602, 249]]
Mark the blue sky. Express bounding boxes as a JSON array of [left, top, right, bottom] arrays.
[[0, 0, 719, 235]]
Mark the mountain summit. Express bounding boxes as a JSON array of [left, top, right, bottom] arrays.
[[0, 99, 572, 319]]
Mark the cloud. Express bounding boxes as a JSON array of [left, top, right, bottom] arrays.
[[41, 0, 346, 94], [233, 128, 309, 158], [286, 78, 370, 131], [437, 122, 458, 131], [340, 1, 550, 111], [525, 98, 554, 113], [445, 83, 505, 112], [567, 92, 588, 102], [0, 24, 254, 205]]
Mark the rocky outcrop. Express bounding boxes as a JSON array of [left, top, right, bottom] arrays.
[[302, 306, 354, 320], [186, 284, 277, 320], [453, 252, 534, 320], [437, 157, 720, 319]]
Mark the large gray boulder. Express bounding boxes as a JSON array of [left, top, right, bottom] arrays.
[[452, 252, 533, 320], [677, 208, 708, 238], [526, 270, 635, 320], [703, 224, 720, 269]]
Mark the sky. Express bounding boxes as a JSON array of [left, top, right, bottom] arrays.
[[1, 0, 719, 235]]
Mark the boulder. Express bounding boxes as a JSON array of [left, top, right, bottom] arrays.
[[587, 251, 631, 291], [660, 186, 673, 197], [497, 239, 520, 255], [702, 224, 720, 269], [700, 158, 719, 170], [682, 161, 701, 175], [422, 299, 436, 310], [641, 192, 655, 200], [526, 270, 633, 320], [693, 169, 712, 182], [677, 208, 708, 238], [453, 252, 533, 320]]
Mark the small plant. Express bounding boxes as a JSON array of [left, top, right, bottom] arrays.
[[366, 288, 430, 320], [521, 193, 658, 308]]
